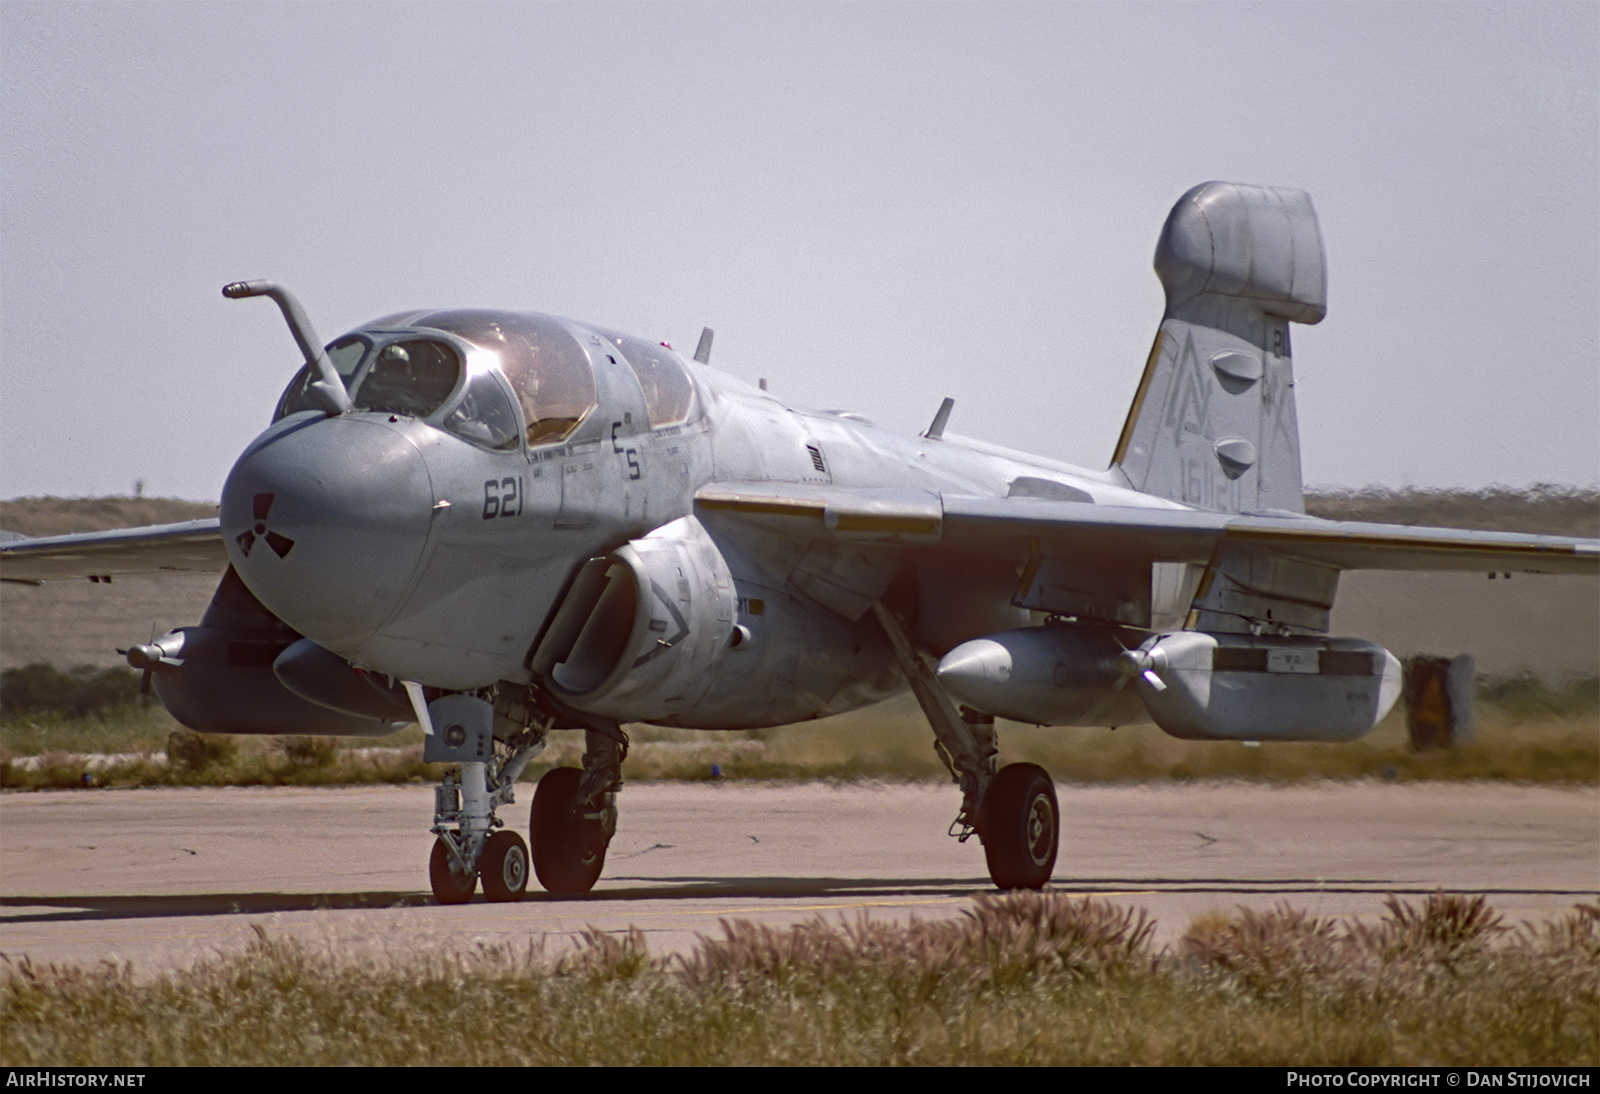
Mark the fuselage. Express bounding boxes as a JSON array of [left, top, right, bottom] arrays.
[[219, 308, 1178, 724]]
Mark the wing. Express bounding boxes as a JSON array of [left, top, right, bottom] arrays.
[[699, 484, 1595, 572], [939, 496, 1598, 574], [697, 483, 1597, 632], [0, 519, 226, 584]]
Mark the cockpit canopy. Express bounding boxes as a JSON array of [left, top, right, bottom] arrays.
[[274, 310, 599, 450], [411, 310, 597, 446], [273, 308, 697, 450], [604, 331, 695, 427]]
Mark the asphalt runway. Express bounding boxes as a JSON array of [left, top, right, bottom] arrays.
[[2, 780, 1595, 975]]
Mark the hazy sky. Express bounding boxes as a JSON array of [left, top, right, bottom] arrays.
[[3, 1, 1596, 501]]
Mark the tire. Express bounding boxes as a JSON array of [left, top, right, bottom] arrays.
[[480, 829, 530, 903], [977, 763, 1059, 890], [531, 767, 607, 895], [429, 836, 477, 905]]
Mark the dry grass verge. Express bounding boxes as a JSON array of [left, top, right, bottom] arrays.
[[2, 893, 1593, 1066], [5, 673, 1594, 790]]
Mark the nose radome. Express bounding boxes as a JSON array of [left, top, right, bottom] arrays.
[[221, 417, 435, 653]]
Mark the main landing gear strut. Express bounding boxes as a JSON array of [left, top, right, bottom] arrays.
[[872, 604, 1060, 889], [419, 689, 626, 904]]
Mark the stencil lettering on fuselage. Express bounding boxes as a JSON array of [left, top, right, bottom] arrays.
[[631, 579, 688, 668]]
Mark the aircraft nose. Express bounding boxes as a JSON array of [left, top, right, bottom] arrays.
[[220, 417, 435, 652]]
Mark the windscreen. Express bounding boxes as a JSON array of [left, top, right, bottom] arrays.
[[350, 339, 462, 417], [273, 336, 370, 420]]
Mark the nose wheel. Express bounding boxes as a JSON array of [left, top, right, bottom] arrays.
[[429, 836, 478, 905], [480, 830, 530, 902], [431, 829, 531, 904]]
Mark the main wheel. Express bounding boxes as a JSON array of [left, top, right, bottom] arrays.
[[429, 836, 477, 905], [480, 830, 530, 903], [531, 766, 607, 895], [977, 763, 1059, 890]]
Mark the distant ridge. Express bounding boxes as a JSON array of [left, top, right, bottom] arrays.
[[1303, 485, 1598, 539], [1, 489, 1593, 538], [0, 492, 1593, 675], [0, 497, 218, 539]]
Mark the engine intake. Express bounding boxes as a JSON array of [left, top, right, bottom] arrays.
[[532, 516, 737, 721]]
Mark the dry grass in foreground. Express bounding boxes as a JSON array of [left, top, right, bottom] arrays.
[[2, 893, 1594, 1066]]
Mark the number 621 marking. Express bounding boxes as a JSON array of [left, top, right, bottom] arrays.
[[482, 477, 521, 519]]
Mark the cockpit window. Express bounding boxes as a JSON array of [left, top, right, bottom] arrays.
[[273, 335, 370, 420], [327, 336, 369, 380], [408, 310, 596, 447], [443, 370, 522, 451], [610, 333, 695, 427], [350, 339, 462, 417]]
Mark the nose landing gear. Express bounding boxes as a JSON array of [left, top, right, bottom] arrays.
[[421, 692, 545, 905], [420, 690, 625, 903], [429, 761, 540, 904]]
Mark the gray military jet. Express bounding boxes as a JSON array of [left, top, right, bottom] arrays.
[[5, 182, 1595, 901]]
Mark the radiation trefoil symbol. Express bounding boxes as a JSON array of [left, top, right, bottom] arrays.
[[235, 492, 296, 559]]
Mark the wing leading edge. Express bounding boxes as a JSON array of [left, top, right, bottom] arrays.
[[698, 483, 1598, 577], [700, 481, 1594, 641], [0, 519, 226, 583]]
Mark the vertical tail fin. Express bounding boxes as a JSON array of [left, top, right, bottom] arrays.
[[1111, 182, 1326, 514]]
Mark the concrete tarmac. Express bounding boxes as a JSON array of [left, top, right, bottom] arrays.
[[2, 780, 1595, 976]]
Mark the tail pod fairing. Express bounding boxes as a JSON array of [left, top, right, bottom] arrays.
[[1112, 181, 1326, 515]]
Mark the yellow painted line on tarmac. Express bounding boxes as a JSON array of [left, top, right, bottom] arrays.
[[675, 896, 969, 917], [635, 889, 1164, 920]]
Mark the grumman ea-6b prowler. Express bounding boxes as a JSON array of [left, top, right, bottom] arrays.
[[5, 182, 1595, 902]]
